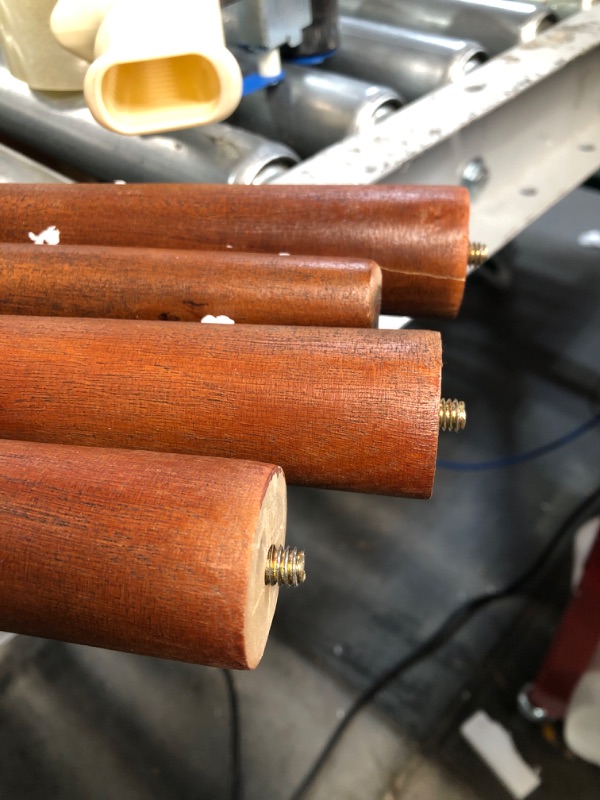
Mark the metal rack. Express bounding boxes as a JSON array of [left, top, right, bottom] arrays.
[[274, 7, 600, 261]]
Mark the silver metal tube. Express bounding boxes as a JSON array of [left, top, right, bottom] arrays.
[[0, 53, 299, 185], [0, 142, 71, 184], [323, 17, 488, 101], [546, 0, 598, 19], [340, 0, 558, 55], [230, 64, 402, 157]]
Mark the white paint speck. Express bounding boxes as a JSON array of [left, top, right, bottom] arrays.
[[225, 244, 233, 250], [113, 180, 127, 184], [279, 251, 290, 256], [201, 314, 235, 324], [335, 708, 346, 720], [28, 225, 60, 245]]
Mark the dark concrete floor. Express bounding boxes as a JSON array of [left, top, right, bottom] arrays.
[[0, 187, 598, 799]]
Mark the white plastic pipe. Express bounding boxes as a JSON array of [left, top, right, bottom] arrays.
[[51, 0, 243, 134]]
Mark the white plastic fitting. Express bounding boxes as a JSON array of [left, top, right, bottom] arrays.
[[51, 0, 243, 135], [0, 0, 87, 90]]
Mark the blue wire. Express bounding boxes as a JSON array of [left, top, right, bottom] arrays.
[[242, 71, 285, 95], [438, 413, 600, 471], [283, 50, 337, 65]]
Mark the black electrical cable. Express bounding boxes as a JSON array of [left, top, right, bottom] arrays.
[[286, 484, 600, 800], [223, 670, 242, 800]]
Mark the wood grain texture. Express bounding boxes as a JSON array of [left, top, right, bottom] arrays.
[[0, 317, 442, 497], [0, 183, 469, 317], [0, 440, 286, 669], [381, 265, 465, 318], [0, 243, 381, 327]]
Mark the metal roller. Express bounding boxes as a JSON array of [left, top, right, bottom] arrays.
[[545, 1, 597, 19], [324, 16, 488, 101], [0, 141, 70, 184], [341, 0, 558, 55], [0, 51, 299, 184], [230, 63, 402, 157]]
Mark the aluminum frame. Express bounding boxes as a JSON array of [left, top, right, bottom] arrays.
[[274, 7, 600, 260], [0, 142, 70, 184]]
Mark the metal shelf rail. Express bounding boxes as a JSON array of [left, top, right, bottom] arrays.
[[274, 7, 600, 262], [0, 142, 70, 185]]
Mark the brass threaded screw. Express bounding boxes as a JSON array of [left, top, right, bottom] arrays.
[[439, 399, 467, 432], [265, 545, 306, 587], [469, 242, 488, 268]]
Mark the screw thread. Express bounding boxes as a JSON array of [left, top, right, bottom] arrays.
[[469, 242, 488, 268], [265, 545, 306, 587], [439, 399, 467, 432]]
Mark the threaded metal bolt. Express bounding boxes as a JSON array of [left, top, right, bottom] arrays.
[[439, 399, 467, 432], [265, 545, 306, 587], [469, 242, 488, 268]]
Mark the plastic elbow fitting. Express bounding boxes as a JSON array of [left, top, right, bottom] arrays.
[[51, 0, 243, 135]]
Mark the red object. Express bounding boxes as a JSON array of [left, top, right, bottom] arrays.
[[528, 523, 600, 718]]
